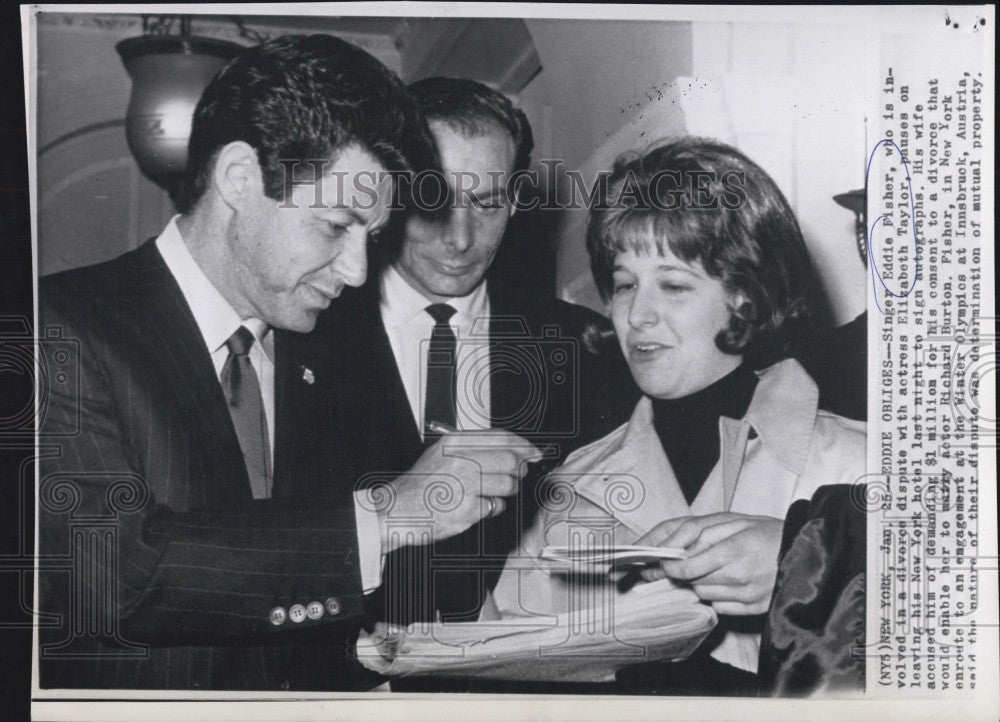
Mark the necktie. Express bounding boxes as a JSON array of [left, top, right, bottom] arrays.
[[220, 326, 271, 499], [423, 303, 457, 447]]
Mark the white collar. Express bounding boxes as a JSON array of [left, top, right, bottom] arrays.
[[379, 262, 488, 329], [155, 216, 272, 359]]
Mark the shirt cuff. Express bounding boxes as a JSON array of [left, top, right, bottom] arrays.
[[354, 490, 385, 594]]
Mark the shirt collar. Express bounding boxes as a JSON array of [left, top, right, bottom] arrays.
[[155, 216, 272, 360], [380, 263, 488, 329]]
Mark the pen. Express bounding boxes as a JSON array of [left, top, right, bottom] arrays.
[[425, 420, 457, 435]]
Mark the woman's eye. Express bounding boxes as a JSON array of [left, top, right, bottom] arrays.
[[327, 222, 348, 238], [612, 281, 635, 295], [660, 282, 690, 293]]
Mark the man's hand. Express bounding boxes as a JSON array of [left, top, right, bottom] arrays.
[[373, 430, 541, 554], [632, 512, 784, 615]]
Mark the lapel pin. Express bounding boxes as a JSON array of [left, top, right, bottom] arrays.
[[301, 366, 315, 385]]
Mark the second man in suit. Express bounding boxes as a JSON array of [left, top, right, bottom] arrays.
[[305, 77, 637, 630]]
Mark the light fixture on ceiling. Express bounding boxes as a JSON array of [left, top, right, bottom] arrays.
[[116, 16, 246, 202], [833, 189, 867, 268]]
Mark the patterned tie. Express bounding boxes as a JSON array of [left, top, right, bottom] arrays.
[[423, 303, 457, 447], [220, 326, 271, 499]]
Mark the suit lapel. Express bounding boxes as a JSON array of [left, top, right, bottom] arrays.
[[272, 329, 302, 498], [487, 282, 531, 431], [368, 298, 424, 460], [279, 283, 423, 499], [118, 241, 251, 507], [271, 325, 332, 499]]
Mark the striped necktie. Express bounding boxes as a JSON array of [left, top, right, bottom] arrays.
[[220, 325, 271, 498]]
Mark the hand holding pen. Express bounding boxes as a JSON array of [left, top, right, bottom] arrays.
[[375, 420, 542, 554], [426, 420, 508, 519]]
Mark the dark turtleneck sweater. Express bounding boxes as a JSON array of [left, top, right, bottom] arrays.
[[651, 362, 759, 506]]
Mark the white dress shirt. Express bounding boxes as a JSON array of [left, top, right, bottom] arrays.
[[380, 264, 491, 439], [156, 220, 276, 456], [155, 217, 382, 593]]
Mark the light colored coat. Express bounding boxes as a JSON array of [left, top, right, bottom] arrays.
[[484, 359, 866, 673]]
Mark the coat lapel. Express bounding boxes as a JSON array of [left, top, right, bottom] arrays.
[[362, 287, 423, 457], [566, 399, 687, 538], [486, 283, 554, 436], [486, 282, 519, 430], [284, 282, 423, 500], [272, 328, 312, 498], [719, 418, 751, 511], [118, 241, 251, 507]]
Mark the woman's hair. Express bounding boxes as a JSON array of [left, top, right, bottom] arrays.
[[585, 136, 821, 368]]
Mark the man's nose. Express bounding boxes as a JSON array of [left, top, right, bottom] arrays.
[[442, 207, 473, 253], [336, 230, 369, 288]]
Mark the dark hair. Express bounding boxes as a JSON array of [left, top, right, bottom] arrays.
[[178, 34, 434, 213], [586, 136, 819, 368], [408, 77, 534, 174]]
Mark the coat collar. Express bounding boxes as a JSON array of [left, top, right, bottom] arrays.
[[566, 358, 819, 534], [618, 359, 820, 476], [742, 359, 818, 474]]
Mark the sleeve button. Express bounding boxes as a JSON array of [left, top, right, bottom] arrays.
[[289, 604, 307, 623], [306, 601, 324, 620], [269, 607, 287, 626], [325, 596, 342, 616]]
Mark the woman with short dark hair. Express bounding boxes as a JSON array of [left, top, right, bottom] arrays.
[[486, 137, 865, 695], [586, 136, 817, 369]]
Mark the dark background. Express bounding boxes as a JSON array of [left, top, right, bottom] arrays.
[[1, 2, 33, 719]]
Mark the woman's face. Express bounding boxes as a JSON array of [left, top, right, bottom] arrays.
[[610, 246, 744, 400]]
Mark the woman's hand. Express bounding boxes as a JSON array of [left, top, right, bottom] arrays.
[[632, 512, 784, 615]]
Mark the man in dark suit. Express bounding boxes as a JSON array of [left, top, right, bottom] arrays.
[[37, 36, 536, 691], [303, 78, 637, 632]]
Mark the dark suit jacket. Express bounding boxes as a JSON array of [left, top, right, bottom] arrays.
[[38, 240, 368, 690], [294, 277, 639, 626]]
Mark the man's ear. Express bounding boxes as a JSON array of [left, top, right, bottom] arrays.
[[212, 141, 263, 210]]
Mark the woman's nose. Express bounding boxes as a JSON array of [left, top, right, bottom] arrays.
[[628, 285, 658, 328]]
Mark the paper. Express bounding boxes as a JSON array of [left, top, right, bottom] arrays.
[[540, 544, 689, 567], [356, 580, 717, 683]]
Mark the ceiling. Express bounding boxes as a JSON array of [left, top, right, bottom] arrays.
[[136, 13, 541, 91]]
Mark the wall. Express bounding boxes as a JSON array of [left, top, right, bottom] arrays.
[[684, 21, 869, 325], [531, 19, 868, 324], [521, 20, 694, 310], [33, 11, 399, 276]]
